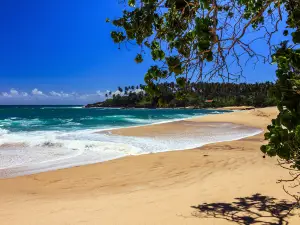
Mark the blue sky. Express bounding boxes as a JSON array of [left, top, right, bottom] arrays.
[[0, 0, 279, 104]]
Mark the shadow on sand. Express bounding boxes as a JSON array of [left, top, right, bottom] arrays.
[[191, 193, 297, 225]]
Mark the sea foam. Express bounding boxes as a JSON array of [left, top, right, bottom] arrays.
[[0, 122, 261, 178]]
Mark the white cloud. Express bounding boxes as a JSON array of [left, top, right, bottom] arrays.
[[62, 92, 70, 97], [10, 89, 19, 96], [0, 88, 108, 104], [49, 91, 61, 97], [97, 90, 113, 96], [70, 92, 80, 98], [32, 88, 44, 96], [112, 90, 123, 96], [49, 91, 75, 98], [1, 89, 29, 98], [21, 92, 28, 97], [133, 88, 145, 94], [96, 90, 103, 96], [2, 92, 11, 97]]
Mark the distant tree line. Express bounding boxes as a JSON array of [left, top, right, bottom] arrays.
[[90, 82, 276, 108]]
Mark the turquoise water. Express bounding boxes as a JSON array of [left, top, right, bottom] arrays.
[[0, 105, 230, 132], [0, 106, 261, 178]]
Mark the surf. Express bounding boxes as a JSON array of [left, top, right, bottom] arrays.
[[0, 106, 261, 178]]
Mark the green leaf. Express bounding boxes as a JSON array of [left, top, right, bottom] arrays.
[[260, 145, 267, 153], [206, 51, 213, 62], [292, 30, 300, 44], [176, 77, 186, 88], [111, 31, 126, 43], [135, 54, 143, 63], [128, 0, 135, 7], [166, 56, 183, 75], [264, 132, 271, 140], [266, 145, 277, 157], [296, 125, 300, 143]]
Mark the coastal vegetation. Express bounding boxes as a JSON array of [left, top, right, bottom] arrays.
[[87, 82, 276, 108], [108, 0, 300, 205]]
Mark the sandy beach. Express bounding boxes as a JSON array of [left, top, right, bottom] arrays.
[[0, 107, 299, 224]]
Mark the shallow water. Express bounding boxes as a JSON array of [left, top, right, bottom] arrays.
[[0, 106, 260, 178], [0, 105, 230, 132]]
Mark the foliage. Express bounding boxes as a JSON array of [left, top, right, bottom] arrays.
[[95, 82, 276, 108], [109, 0, 286, 99], [259, 0, 299, 204], [261, 46, 300, 169]]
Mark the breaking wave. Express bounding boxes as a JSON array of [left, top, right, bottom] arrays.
[[0, 106, 262, 178]]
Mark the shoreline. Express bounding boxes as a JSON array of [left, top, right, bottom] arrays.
[[96, 108, 231, 133], [0, 113, 259, 178], [0, 109, 256, 178], [1, 106, 299, 225], [109, 107, 265, 137], [84, 105, 256, 111]]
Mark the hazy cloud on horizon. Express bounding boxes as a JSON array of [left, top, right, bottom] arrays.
[[0, 88, 108, 105]]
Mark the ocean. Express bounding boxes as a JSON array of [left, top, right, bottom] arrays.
[[0, 106, 261, 177]]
